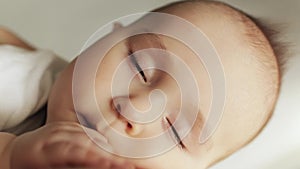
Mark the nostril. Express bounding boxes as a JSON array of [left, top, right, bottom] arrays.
[[127, 122, 133, 129], [112, 97, 144, 135], [112, 100, 128, 123], [115, 103, 123, 119], [111, 99, 122, 114], [116, 103, 121, 112]]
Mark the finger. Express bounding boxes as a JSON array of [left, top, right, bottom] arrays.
[[44, 142, 136, 169], [44, 129, 94, 148], [43, 141, 103, 168], [44, 126, 113, 155], [47, 122, 86, 133], [105, 162, 135, 169]]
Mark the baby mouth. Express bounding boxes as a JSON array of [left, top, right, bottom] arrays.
[[83, 126, 113, 152], [85, 126, 153, 169]]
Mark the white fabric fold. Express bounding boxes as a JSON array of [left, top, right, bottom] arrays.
[[0, 45, 67, 130]]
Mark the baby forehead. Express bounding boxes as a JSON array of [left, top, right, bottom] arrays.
[[122, 1, 275, 69], [130, 6, 256, 45], [162, 4, 273, 54], [150, 1, 266, 43]]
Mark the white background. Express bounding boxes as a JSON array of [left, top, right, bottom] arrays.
[[0, 0, 299, 168]]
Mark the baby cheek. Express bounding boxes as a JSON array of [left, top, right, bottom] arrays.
[[129, 148, 193, 169]]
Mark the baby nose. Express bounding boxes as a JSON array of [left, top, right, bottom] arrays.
[[112, 96, 145, 136], [112, 90, 167, 136], [114, 89, 166, 120]]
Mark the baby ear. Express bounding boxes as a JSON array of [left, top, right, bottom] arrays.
[[113, 22, 123, 31]]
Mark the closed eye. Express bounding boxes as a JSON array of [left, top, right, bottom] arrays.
[[165, 117, 186, 149], [126, 33, 166, 84], [129, 51, 147, 83]]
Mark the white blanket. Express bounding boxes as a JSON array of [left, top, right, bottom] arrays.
[[0, 45, 67, 130]]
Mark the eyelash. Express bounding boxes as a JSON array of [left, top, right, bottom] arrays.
[[128, 50, 148, 83], [164, 117, 186, 149]]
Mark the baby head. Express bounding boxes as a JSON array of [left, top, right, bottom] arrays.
[[47, 0, 285, 168]]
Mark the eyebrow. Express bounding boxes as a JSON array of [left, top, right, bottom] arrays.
[[126, 33, 166, 52]]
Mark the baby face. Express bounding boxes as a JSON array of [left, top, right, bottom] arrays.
[[48, 1, 280, 169], [92, 33, 212, 168]]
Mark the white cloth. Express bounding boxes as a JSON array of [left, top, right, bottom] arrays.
[[0, 45, 67, 130]]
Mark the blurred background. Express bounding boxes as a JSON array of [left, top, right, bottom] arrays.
[[0, 0, 299, 168]]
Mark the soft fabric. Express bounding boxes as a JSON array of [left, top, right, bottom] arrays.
[[0, 45, 67, 131]]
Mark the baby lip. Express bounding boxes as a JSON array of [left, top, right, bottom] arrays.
[[83, 126, 113, 151], [83, 126, 107, 141], [93, 132, 108, 143]]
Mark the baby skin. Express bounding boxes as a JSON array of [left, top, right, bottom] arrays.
[[0, 1, 281, 169]]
